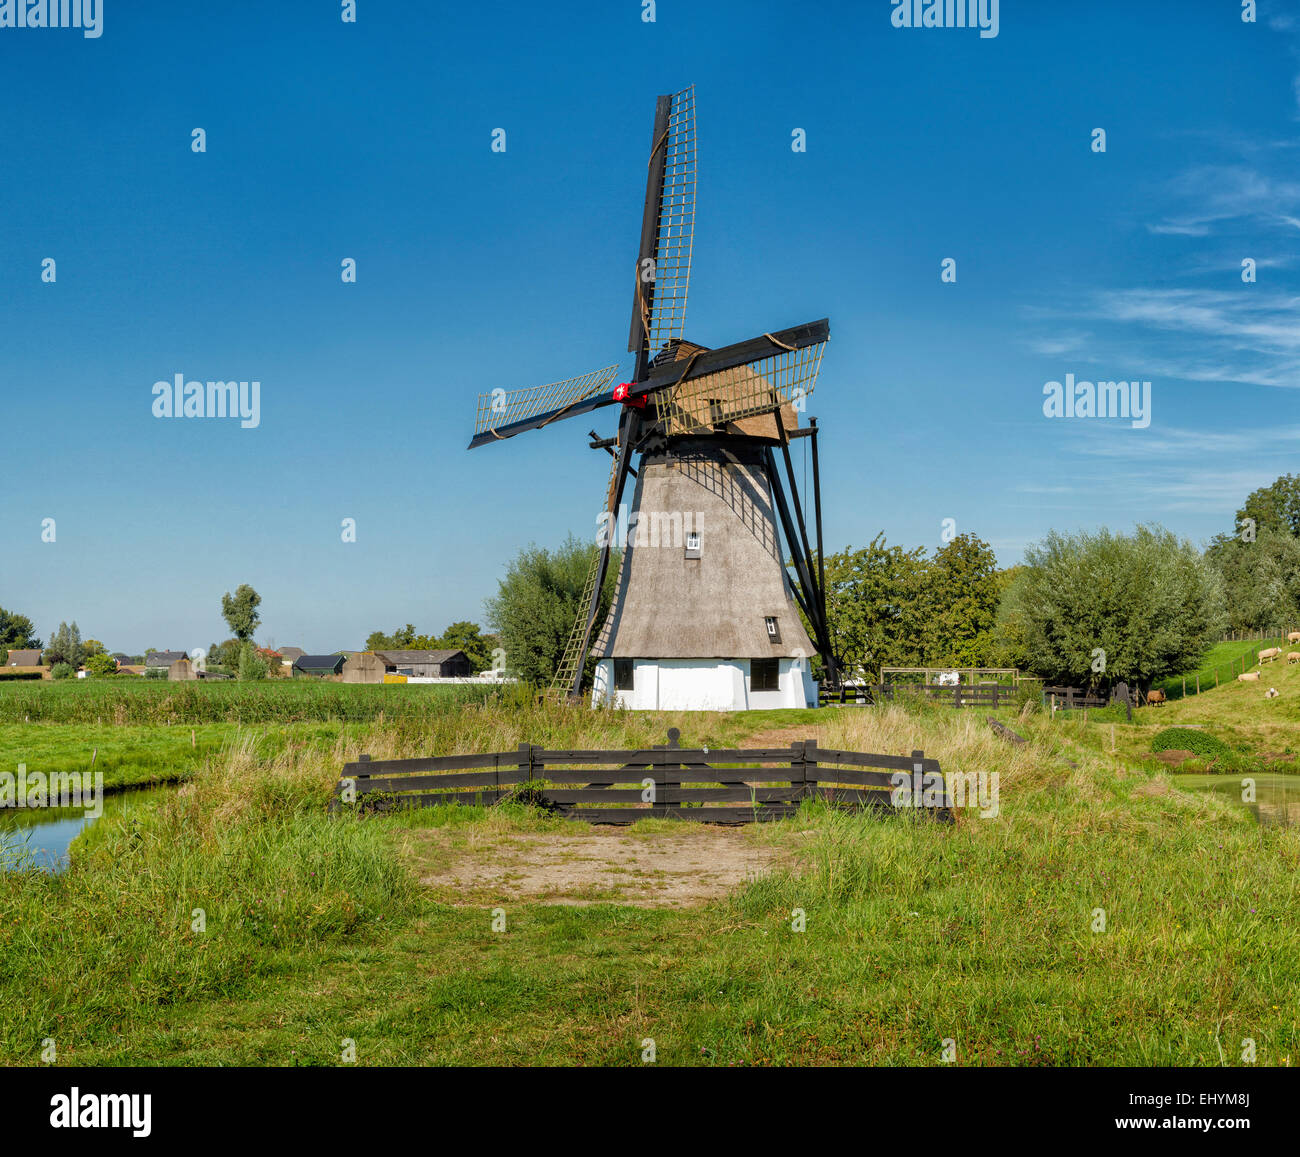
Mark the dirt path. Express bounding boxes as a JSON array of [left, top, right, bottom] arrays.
[[407, 825, 799, 908]]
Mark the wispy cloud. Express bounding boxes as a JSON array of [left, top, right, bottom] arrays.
[[1028, 288, 1300, 389], [1146, 165, 1300, 237]]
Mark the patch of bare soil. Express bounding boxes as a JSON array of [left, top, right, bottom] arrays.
[[1154, 750, 1196, 765], [408, 826, 798, 908], [740, 726, 820, 750]]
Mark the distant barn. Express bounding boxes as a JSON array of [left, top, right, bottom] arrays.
[[376, 650, 471, 678], [342, 650, 471, 683], [293, 654, 346, 678]]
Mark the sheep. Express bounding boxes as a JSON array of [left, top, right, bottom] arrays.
[[1146, 689, 1167, 706], [1238, 671, 1261, 682], [1289, 652, 1300, 665], [1265, 687, 1280, 699], [1259, 647, 1281, 663], [1288, 631, 1300, 643]]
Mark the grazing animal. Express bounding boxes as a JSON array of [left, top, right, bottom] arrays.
[[1259, 647, 1281, 663], [1239, 671, 1261, 682], [1288, 631, 1300, 644], [1265, 687, 1280, 699], [1288, 652, 1300, 665], [1146, 688, 1166, 706]]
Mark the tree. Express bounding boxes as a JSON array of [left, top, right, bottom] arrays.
[[920, 533, 1002, 667], [365, 624, 418, 650], [816, 534, 930, 679], [1236, 473, 1300, 539], [82, 638, 106, 658], [214, 638, 244, 670], [482, 536, 619, 686], [0, 606, 41, 651], [991, 525, 1224, 688], [434, 621, 493, 672], [1205, 526, 1300, 634], [84, 652, 117, 677], [238, 642, 269, 681], [44, 621, 85, 669], [221, 584, 262, 642]]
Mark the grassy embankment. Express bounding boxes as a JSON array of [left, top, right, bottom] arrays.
[[1028, 642, 1300, 776], [1153, 637, 1288, 701], [1, 688, 1296, 1067]]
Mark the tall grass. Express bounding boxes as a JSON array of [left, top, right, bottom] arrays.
[[0, 679, 497, 725]]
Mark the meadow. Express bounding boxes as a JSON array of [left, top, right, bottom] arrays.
[[1, 680, 1295, 1067], [0, 677, 497, 725]]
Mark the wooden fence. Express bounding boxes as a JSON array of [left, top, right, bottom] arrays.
[[1042, 686, 1109, 710], [333, 728, 952, 824], [821, 683, 1019, 709]]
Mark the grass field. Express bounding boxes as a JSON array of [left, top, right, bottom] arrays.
[[1, 690, 1296, 1067], [1154, 637, 1288, 700], [0, 678, 498, 725]]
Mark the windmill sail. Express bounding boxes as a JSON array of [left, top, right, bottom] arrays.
[[631, 86, 696, 362], [473, 365, 620, 439], [660, 340, 827, 435]]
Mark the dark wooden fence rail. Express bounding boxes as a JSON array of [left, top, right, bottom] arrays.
[[1041, 686, 1109, 710], [820, 683, 1017, 709], [333, 728, 952, 825]]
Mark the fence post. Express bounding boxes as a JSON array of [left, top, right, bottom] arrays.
[[954, 683, 961, 710], [911, 749, 925, 812], [658, 730, 681, 810], [802, 738, 818, 805], [517, 742, 531, 785]]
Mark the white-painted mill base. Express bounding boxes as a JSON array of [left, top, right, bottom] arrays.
[[591, 658, 818, 711]]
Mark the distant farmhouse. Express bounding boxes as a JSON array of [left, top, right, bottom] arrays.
[[5, 649, 42, 668], [343, 649, 471, 683], [278, 646, 306, 669], [146, 650, 187, 671]]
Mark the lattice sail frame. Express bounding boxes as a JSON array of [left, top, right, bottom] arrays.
[[474, 365, 620, 437], [644, 87, 696, 357], [659, 341, 826, 436]]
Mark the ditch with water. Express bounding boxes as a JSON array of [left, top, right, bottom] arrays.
[[0, 786, 172, 871]]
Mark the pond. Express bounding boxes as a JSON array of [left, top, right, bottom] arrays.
[[0, 786, 172, 872], [1178, 772, 1299, 828]]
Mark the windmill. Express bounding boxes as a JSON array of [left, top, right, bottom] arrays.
[[468, 87, 838, 709]]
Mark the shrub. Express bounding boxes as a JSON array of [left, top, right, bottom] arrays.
[[84, 653, 118, 677], [50, 663, 76, 680], [1151, 727, 1231, 760]]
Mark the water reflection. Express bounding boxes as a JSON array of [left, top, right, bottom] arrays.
[[1178, 773, 1298, 828], [0, 787, 170, 872]]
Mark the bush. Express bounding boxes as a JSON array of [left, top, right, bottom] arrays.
[[1151, 727, 1231, 760], [50, 663, 76, 680], [84, 653, 118, 677]]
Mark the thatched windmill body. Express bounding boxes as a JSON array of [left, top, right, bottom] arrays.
[[469, 87, 837, 709]]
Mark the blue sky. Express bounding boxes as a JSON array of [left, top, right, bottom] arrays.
[[1, 0, 1297, 653]]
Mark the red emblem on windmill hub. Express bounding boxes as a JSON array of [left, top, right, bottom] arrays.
[[613, 382, 647, 409]]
